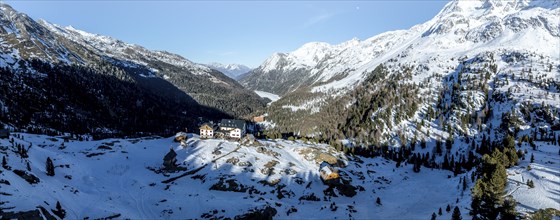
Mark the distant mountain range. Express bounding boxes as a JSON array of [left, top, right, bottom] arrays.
[[0, 3, 266, 136], [205, 62, 252, 80]]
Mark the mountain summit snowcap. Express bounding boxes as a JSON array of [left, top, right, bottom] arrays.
[[437, 0, 559, 18], [241, 0, 559, 95], [205, 62, 252, 79]]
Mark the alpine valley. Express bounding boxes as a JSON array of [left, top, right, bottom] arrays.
[[0, 3, 266, 137], [1, 0, 559, 220]]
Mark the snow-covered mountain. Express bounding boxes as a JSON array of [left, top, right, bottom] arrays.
[[247, 0, 559, 141], [0, 0, 559, 219], [241, 0, 559, 96], [205, 62, 252, 80], [0, 3, 266, 134]]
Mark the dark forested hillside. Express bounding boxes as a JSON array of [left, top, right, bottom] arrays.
[[0, 59, 229, 137], [0, 3, 267, 136]]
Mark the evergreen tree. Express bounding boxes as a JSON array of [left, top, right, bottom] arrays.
[[439, 207, 443, 215], [413, 158, 421, 173], [462, 176, 468, 191], [499, 196, 517, 220], [453, 162, 462, 176], [527, 179, 535, 188], [46, 157, 55, 176], [451, 206, 462, 220], [443, 154, 450, 170], [431, 212, 437, 220], [502, 134, 515, 150], [471, 154, 507, 220], [530, 153, 534, 163], [532, 209, 553, 220], [1, 156, 7, 169], [436, 140, 443, 155], [446, 204, 451, 213], [502, 135, 518, 167], [446, 137, 453, 151], [376, 197, 381, 205], [52, 201, 66, 219]]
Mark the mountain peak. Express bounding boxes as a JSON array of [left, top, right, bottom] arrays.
[[439, 0, 556, 19], [205, 62, 252, 80]]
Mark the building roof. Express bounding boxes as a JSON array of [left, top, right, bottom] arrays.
[[220, 119, 246, 130], [200, 123, 216, 130]]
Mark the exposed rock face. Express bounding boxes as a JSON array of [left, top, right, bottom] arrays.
[[234, 206, 277, 220]]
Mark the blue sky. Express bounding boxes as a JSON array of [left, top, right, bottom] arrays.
[[6, 1, 448, 67]]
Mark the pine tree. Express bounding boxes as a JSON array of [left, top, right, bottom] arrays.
[[454, 162, 462, 176], [446, 204, 451, 212], [52, 201, 66, 219], [527, 179, 535, 188], [431, 212, 437, 220], [1, 156, 7, 169], [501, 135, 518, 168], [451, 206, 462, 220], [46, 157, 55, 176], [438, 207, 442, 215], [436, 140, 443, 155], [376, 197, 382, 205], [446, 137, 453, 151], [462, 176, 468, 191], [443, 154, 450, 170], [499, 196, 517, 220], [530, 153, 534, 163], [471, 154, 507, 220]]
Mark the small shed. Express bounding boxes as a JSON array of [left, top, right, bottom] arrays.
[[253, 115, 265, 123], [0, 129, 9, 139], [163, 148, 177, 169], [319, 161, 340, 183], [174, 132, 188, 142]]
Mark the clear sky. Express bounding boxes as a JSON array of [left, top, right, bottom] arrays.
[[5, 0, 449, 68]]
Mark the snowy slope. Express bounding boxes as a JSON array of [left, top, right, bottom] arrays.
[[205, 62, 252, 80], [506, 142, 560, 215], [1, 133, 557, 219], [0, 133, 472, 219]]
